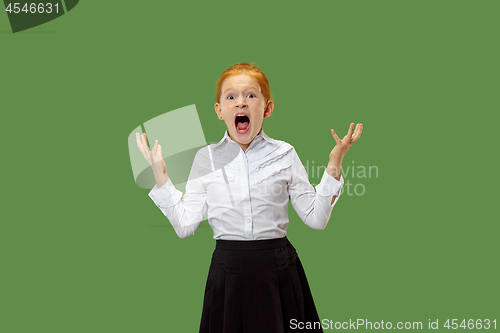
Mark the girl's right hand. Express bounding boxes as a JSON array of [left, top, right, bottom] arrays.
[[136, 132, 167, 178]]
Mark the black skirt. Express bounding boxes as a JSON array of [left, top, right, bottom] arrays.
[[199, 236, 324, 333]]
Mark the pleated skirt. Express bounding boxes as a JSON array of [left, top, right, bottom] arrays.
[[199, 236, 323, 333]]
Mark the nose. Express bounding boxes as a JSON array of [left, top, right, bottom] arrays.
[[236, 95, 247, 109]]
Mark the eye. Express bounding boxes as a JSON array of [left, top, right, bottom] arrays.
[[227, 95, 235, 100], [247, 93, 256, 98]]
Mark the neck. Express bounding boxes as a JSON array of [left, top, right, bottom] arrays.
[[228, 128, 262, 153]]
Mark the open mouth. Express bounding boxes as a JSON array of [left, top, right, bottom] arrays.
[[235, 114, 250, 134]]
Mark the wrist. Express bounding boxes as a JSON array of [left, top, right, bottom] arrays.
[[154, 172, 169, 188], [326, 163, 341, 181]]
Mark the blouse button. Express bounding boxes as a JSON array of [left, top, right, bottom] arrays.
[[245, 217, 252, 223]]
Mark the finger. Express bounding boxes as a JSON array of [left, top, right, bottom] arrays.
[[350, 124, 361, 145], [345, 123, 354, 139], [351, 123, 363, 143], [135, 133, 143, 151], [136, 133, 149, 158], [152, 140, 158, 154], [356, 123, 363, 137], [160, 147, 166, 173], [331, 129, 342, 145], [141, 134, 154, 163], [141, 133, 150, 151]]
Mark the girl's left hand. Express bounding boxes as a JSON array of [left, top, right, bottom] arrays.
[[327, 123, 363, 180]]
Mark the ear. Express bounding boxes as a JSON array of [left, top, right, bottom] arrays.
[[214, 102, 222, 119], [263, 100, 274, 119]]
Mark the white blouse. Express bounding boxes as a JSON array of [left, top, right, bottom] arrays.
[[148, 129, 345, 240]]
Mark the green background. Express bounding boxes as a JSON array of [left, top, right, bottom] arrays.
[[1, 0, 498, 332]]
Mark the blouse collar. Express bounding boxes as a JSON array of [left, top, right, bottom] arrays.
[[212, 128, 276, 150]]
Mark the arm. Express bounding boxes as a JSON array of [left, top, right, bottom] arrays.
[[148, 151, 208, 239], [136, 133, 208, 239], [326, 165, 342, 204], [288, 148, 344, 230]]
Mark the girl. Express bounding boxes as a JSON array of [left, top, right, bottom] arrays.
[[136, 63, 363, 332]]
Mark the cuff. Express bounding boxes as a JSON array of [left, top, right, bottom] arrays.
[[148, 178, 182, 208], [315, 170, 344, 197]]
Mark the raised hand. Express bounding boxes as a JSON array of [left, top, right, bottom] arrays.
[[136, 132, 168, 187], [327, 123, 363, 180]]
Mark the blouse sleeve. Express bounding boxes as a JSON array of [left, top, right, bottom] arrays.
[[288, 148, 344, 230], [148, 150, 208, 239]]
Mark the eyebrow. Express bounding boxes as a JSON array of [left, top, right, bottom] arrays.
[[223, 87, 259, 94]]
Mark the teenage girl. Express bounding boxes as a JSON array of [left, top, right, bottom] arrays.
[[136, 63, 363, 333]]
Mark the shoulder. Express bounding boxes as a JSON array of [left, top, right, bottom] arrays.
[[193, 146, 210, 164], [250, 137, 295, 170], [266, 138, 296, 163], [268, 137, 305, 158], [261, 133, 295, 155], [188, 146, 213, 178], [269, 137, 293, 150], [190, 144, 239, 180], [263, 138, 307, 171]]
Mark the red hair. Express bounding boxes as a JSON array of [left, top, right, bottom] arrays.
[[215, 63, 272, 104]]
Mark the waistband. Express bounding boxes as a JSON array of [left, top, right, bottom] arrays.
[[216, 236, 290, 251]]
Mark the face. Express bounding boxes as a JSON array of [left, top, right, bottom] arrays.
[[215, 73, 274, 152]]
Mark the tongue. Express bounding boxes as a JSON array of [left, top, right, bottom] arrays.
[[237, 121, 249, 130]]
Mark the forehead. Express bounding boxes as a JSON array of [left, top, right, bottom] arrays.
[[221, 73, 261, 92]]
